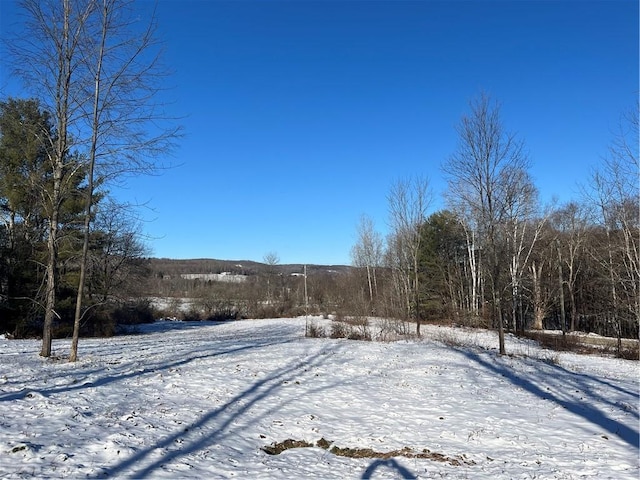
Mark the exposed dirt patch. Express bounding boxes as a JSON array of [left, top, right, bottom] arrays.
[[261, 439, 314, 455], [261, 438, 473, 466]]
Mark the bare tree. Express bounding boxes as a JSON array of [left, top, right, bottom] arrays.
[[443, 93, 530, 355], [263, 251, 280, 304], [503, 171, 546, 333], [387, 176, 432, 335], [87, 198, 149, 303], [529, 256, 547, 330], [449, 204, 482, 318], [606, 108, 640, 329], [551, 202, 589, 332], [584, 107, 639, 351], [69, 0, 179, 361], [350, 214, 384, 312]]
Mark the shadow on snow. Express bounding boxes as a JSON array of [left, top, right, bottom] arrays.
[[93, 342, 350, 478], [456, 347, 639, 450]]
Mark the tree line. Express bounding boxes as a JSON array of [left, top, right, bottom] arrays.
[[351, 94, 638, 355], [1, 2, 636, 361]]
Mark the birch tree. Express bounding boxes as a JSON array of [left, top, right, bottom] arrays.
[[503, 169, 545, 333], [551, 202, 589, 332], [387, 176, 432, 335], [350, 214, 384, 312]]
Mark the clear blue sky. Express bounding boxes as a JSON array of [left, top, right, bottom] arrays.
[[1, 1, 638, 265]]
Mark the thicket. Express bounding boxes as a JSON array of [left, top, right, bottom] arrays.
[[0, 98, 153, 339]]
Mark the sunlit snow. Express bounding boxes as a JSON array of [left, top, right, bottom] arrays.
[[1, 317, 638, 479]]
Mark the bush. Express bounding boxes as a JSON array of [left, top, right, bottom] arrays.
[[304, 317, 371, 341], [87, 300, 155, 337], [617, 344, 640, 360], [330, 321, 348, 339], [346, 325, 371, 341], [112, 300, 155, 325], [204, 307, 239, 322], [153, 298, 184, 319], [305, 321, 325, 338], [329, 319, 371, 341], [249, 301, 307, 319], [181, 307, 204, 321]]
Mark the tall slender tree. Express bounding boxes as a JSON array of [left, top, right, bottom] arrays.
[[387, 176, 432, 335], [70, 0, 179, 362], [551, 202, 589, 332], [351, 214, 384, 312], [443, 93, 530, 355]]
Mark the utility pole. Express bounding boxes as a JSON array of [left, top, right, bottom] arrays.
[[304, 265, 309, 312]]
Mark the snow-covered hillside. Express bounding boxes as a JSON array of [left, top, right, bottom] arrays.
[[1, 317, 638, 479]]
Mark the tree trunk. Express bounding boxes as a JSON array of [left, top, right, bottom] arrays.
[[605, 228, 621, 355], [41, 168, 62, 357], [71, 0, 107, 363], [492, 248, 505, 355], [569, 288, 577, 332], [495, 290, 505, 355], [40, 0, 74, 358], [414, 255, 421, 336], [531, 261, 544, 330], [556, 240, 566, 334], [465, 228, 479, 316]]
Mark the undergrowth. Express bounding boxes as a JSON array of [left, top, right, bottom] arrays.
[[305, 317, 372, 341], [523, 331, 639, 361]]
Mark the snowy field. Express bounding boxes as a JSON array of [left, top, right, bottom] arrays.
[[0, 317, 638, 479]]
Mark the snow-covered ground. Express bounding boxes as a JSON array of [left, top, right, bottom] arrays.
[[0, 317, 638, 479]]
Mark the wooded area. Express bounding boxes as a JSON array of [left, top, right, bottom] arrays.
[[350, 96, 639, 355]]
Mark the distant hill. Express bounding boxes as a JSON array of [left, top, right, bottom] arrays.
[[147, 258, 352, 278]]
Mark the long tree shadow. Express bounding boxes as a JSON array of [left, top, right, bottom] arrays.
[[517, 355, 639, 420], [94, 343, 346, 478], [0, 329, 296, 403], [456, 347, 639, 449]]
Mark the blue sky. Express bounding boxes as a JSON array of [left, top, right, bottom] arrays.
[[1, 1, 638, 265]]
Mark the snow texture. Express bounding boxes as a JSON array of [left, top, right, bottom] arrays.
[[0, 317, 638, 479]]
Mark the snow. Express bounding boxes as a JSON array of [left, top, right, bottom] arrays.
[[0, 317, 638, 479]]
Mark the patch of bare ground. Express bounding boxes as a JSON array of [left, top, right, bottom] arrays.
[[261, 438, 474, 466]]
